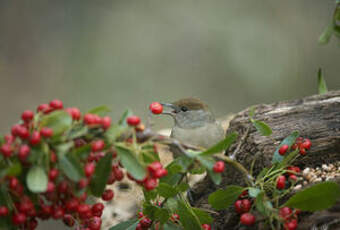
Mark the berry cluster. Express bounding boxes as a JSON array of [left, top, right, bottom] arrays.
[[279, 206, 300, 230], [127, 161, 168, 191], [234, 190, 256, 226], [278, 137, 311, 156], [0, 100, 118, 229]]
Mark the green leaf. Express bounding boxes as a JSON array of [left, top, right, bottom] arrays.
[[26, 166, 48, 193], [197, 156, 222, 185], [40, 110, 72, 136], [319, 24, 334, 45], [73, 144, 91, 160], [140, 151, 160, 165], [248, 106, 255, 118], [248, 187, 261, 198], [200, 132, 238, 156], [284, 182, 340, 211], [255, 192, 272, 215], [278, 149, 299, 168], [192, 208, 213, 224], [176, 200, 202, 230], [116, 146, 146, 181], [68, 126, 88, 139], [109, 219, 139, 230], [6, 161, 22, 177], [251, 119, 272, 136], [272, 131, 299, 164], [157, 183, 179, 198], [176, 183, 190, 193], [105, 124, 128, 142], [59, 152, 84, 182], [256, 167, 268, 182], [318, 68, 328, 94], [87, 105, 111, 116], [118, 109, 133, 126], [90, 153, 113, 197], [142, 203, 170, 224], [143, 189, 158, 202], [163, 222, 183, 230], [208, 185, 244, 210], [207, 170, 222, 185]]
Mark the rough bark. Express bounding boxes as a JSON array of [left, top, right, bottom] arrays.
[[190, 90, 340, 230]]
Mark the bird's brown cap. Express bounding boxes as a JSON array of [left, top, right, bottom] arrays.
[[172, 97, 209, 111]]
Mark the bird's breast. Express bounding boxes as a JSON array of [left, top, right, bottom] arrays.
[[170, 122, 225, 148]]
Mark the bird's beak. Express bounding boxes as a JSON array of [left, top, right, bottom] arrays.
[[160, 103, 179, 116]]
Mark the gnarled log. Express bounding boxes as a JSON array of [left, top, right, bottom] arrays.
[[190, 90, 340, 230]]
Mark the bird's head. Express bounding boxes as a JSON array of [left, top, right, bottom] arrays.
[[160, 98, 215, 129]]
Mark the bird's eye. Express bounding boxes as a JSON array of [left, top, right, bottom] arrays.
[[181, 106, 188, 112]]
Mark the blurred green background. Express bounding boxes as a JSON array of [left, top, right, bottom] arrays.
[[0, 0, 339, 134], [0, 1, 339, 229]]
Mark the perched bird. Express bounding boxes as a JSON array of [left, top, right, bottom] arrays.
[[160, 97, 225, 150]]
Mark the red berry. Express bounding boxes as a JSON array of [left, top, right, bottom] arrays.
[[12, 212, 27, 225], [0, 206, 9, 216], [287, 166, 300, 175], [37, 104, 52, 114], [65, 107, 81, 120], [276, 175, 286, 190], [138, 211, 144, 218], [21, 110, 34, 123], [234, 199, 252, 214], [284, 219, 298, 230], [49, 99, 63, 110], [202, 224, 211, 230], [92, 203, 104, 213], [93, 115, 102, 125], [239, 190, 249, 199], [77, 204, 91, 214], [112, 166, 124, 181], [9, 177, 19, 190], [143, 177, 158, 191], [299, 148, 306, 155], [85, 162, 96, 177], [46, 181, 55, 193], [30, 131, 41, 145], [279, 207, 292, 220], [65, 198, 79, 212], [240, 213, 256, 226], [91, 140, 105, 152], [140, 217, 152, 228], [48, 168, 59, 181], [153, 168, 168, 178], [78, 178, 89, 189], [52, 206, 65, 219], [289, 174, 297, 181], [50, 151, 57, 163], [126, 115, 141, 126], [301, 138, 311, 150], [147, 161, 163, 175], [101, 116, 111, 129], [101, 189, 114, 201], [0, 144, 12, 157], [89, 216, 102, 230], [136, 223, 143, 230], [4, 134, 15, 144], [213, 161, 225, 173], [84, 113, 96, 125], [149, 102, 163, 114], [27, 218, 38, 230], [18, 145, 30, 161], [17, 126, 30, 139], [279, 144, 289, 155], [171, 213, 180, 222], [40, 127, 53, 138], [57, 181, 69, 194], [63, 214, 75, 227]]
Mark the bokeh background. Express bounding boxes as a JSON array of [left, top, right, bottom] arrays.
[[0, 1, 339, 228]]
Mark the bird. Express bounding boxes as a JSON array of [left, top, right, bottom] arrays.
[[160, 97, 225, 151]]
